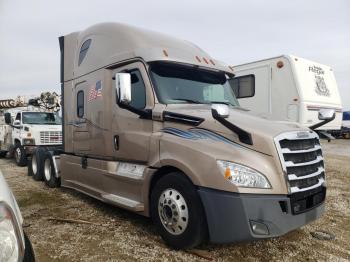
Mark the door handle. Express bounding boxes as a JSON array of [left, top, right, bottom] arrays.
[[114, 135, 119, 150]]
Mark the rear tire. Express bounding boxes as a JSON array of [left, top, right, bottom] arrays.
[[150, 172, 208, 249], [0, 150, 7, 158], [14, 144, 27, 167], [43, 152, 60, 188], [31, 148, 45, 181]]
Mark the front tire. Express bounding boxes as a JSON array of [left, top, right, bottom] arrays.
[[23, 231, 35, 262], [43, 152, 60, 188], [14, 144, 27, 167], [150, 172, 208, 249]]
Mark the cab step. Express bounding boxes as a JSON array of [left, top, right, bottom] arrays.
[[101, 193, 144, 212]]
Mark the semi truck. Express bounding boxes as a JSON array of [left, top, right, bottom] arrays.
[[0, 93, 62, 166], [31, 23, 330, 249], [231, 55, 342, 139]]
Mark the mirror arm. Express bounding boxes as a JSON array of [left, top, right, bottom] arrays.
[[211, 108, 253, 145], [118, 102, 152, 119], [309, 114, 336, 130]]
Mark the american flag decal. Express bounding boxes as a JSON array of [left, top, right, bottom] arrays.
[[88, 80, 102, 101]]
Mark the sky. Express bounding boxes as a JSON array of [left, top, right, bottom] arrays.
[[0, 0, 349, 109]]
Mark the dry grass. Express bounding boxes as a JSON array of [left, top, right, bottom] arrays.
[[1, 139, 349, 261]]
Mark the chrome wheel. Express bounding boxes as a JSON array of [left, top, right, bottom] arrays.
[[15, 148, 21, 163], [158, 188, 189, 235], [32, 154, 37, 174], [44, 158, 51, 182]]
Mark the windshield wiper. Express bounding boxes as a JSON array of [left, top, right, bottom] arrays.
[[172, 98, 203, 104]]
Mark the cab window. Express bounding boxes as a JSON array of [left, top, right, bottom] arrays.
[[77, 91, 84, 118], [15, 113, 21, 121], [78, 39, 91, 66]]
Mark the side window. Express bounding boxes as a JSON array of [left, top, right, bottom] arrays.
[[15, 113, 21, 121], [77, 91, 84, 118], [230, 75, 255, 98], [78, 39, 91, 66], [128, 70, 146, 109]]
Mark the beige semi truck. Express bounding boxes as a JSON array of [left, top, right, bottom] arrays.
[[30, 23, 332, 249]]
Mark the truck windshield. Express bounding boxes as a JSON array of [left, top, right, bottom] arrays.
[[150, 62, 240, 107], [22, 112, 62, 125]]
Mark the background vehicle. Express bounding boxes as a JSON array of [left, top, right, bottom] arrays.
[[0, 169, 35, 261], [330, 111, 350, 139], [0, 93, 62, 166], [32, 23, 329, 249], [231, 55, 342, 138]]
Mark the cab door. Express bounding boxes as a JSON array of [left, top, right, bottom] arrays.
[[111, 62, 154, 163]]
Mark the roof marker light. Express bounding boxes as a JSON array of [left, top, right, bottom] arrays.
[[163, 49, 169, 57], [195, 56, 201, 63], [209, 59, 215, 65], [277, 61, 284, 68], [203, 57, 209, 64], [228, 66, 234, 72]]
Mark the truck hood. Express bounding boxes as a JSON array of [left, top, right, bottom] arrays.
[[163, 104, 309, 155]]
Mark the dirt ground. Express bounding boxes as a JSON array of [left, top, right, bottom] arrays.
[[1, 140, 350, 262]]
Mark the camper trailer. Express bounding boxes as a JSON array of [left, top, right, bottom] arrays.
[[31, 23, 329, 249], [231, 55, 342, 136]]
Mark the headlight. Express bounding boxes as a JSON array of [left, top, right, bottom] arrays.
[[23, 138, 35, 145], [217, 160, 271, 188], [0, 203, 20, 262]]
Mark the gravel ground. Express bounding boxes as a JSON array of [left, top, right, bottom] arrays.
[[1, 139, 350, 262]]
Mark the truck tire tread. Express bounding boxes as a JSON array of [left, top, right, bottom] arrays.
[[150, 172, 208, 249]]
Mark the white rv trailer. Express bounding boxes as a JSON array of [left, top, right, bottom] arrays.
[[231, 55, 342, 132]]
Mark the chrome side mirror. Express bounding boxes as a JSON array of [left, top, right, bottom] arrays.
[[211, 104, 230, 118], [318, 109, 335, 120], [115, 73, 131, 104], [13, 120, 21, 126]]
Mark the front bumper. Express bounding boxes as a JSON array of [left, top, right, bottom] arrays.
[[23, 145, 62, 155], [198, 187, 325, 244]]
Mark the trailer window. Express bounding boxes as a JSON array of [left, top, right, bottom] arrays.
[[230, 75, 255, 98], [77, 91, 84, 118], [78, 39, 91, 66]]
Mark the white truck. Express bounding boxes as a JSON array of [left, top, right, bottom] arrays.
[[231, 55, 342, 138], [0, 93, 62, 166]]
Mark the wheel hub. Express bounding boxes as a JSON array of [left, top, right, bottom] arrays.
[[32, 155, 37, 174], [44, 159, 51, 181], [158, 188, 188, 235], [15, 148, 21, 162]]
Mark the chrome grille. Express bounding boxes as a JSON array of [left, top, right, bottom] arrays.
[[274, 131, 325, 194], [40, 131, 62, 144]]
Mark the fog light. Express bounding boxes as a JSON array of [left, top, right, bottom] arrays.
[[250, 220, 269, 235], [23, 139, 35, 145]]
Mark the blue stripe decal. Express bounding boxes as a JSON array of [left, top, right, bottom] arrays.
[[160, 127, 246, 149]]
